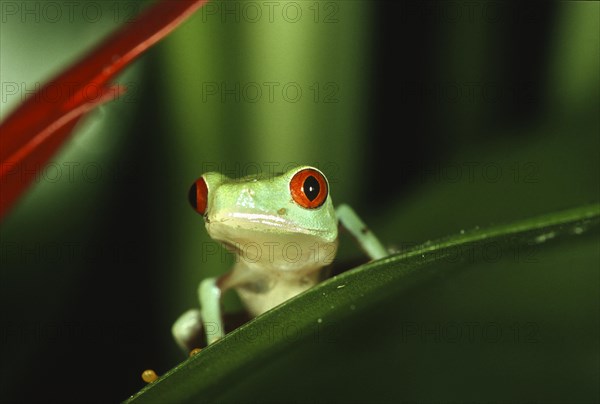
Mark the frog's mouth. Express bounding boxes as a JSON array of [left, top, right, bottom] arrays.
[[207, 211, 336, 240], [225, 212, 297, 230]]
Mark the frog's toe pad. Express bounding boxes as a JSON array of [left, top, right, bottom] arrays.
[[172, 309, 204, 352]]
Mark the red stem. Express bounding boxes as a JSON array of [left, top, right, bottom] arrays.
[[0, 0, 209, 219]]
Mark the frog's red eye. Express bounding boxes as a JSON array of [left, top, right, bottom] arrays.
[[188, 177, 208, 215], [290, 168, 328, 209]]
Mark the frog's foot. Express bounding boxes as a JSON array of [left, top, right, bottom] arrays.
[[172, 308, 204, 352]]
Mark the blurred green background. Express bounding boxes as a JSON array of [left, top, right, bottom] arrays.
[[0, 1, 598, 402]]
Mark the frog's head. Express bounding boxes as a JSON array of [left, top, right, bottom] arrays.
[[188, 166, 338, 271]]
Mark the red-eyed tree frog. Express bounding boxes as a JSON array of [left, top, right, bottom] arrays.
[[172, 166, 388, 349]]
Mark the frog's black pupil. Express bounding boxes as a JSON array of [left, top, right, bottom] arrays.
[[303, 175, 320, 201], [188, 183, 198, 210]]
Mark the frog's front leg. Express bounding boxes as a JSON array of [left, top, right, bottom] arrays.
[[173, 266, 261, 350], [336, 204, 388, 260], [172, 273, 232, 351], [198, 276, 226, 345]]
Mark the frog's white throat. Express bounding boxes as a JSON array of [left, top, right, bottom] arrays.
[[206, 220, 338, 274]]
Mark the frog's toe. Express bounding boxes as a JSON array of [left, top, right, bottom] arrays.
[[172, 309, 204, 352]]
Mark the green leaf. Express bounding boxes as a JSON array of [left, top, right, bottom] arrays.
[[125, 203, 600, 403]]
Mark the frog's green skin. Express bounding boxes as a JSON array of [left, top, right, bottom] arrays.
[[173, 166, 387, 349], [203, 168, 339, 315]]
